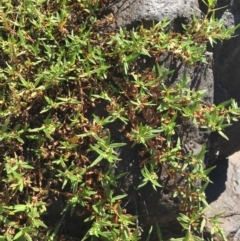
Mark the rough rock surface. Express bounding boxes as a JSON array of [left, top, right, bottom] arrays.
[[157, 54, 213, 155], [201, 0, 240, 240], [102, 0, 215, 240], [107, 0, 200, 29], [208, 0, 240, 157], [205, 152, 240, 241], [102, 0, 240, 240]]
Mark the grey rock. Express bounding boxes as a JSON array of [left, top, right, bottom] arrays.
[[113, 53, 214, 239], [208, 0, 240, 159], [104, 0, 240, 240], [233, 228, 240, 241], [209, 120, 240, 159], [222, 10, 235, 29], [108, 0, 200, 29], [101, 1, 216, 240], [212, 0, 240, 103], [206, 151, 240, 240]]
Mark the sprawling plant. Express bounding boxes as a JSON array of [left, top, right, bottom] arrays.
[[0, 0, 239, 240]]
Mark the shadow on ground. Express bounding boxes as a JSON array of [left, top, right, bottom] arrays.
[[205, 157, 228, 203]]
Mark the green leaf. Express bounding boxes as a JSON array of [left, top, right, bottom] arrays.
[[112, 194, 127, 202], [13, 204, 26, 212], [169, 238, 184, 241], [218, 130, 229, 140], [155, 222, 163, 241], [146, 226, 153, 241], [191, 235, 205, 241], [109, 142, 126, 148], [1, 116, 10, 134], [13, 231, 23, 240], [24, 232, 33, 241], [151, 179, 162, 191], [217, 99, 232, 108], [203, 165, 216, 176], [28, 126, 44, 132], [140, 48, 151, 57], [137, 180, 148, 190], [201, 198, 210, 208], [33, 219, 47, 228], [88, 154, 104, 168], [6, 233, 13, 241], [200, 218, 206, 233]]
